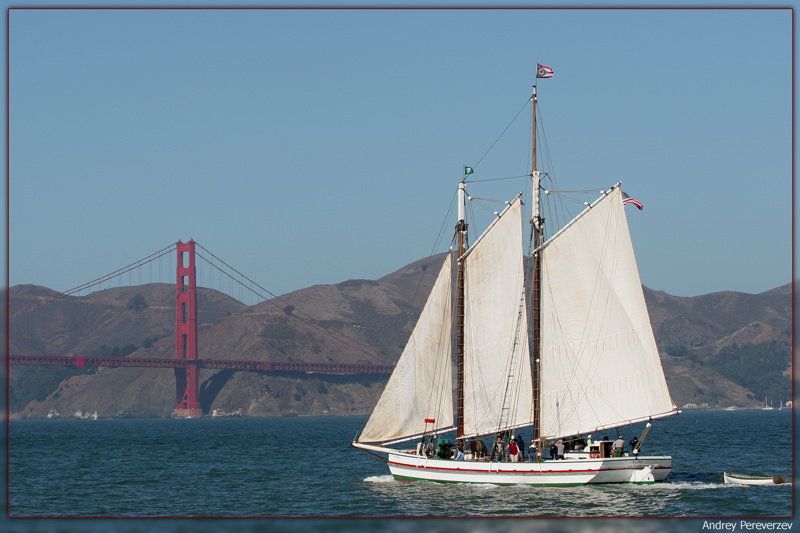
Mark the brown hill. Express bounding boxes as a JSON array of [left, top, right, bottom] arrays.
[[8, 261, 791, 418], [9, 255, 445, 418], [645, 284, 791, 353], [10, 283, 244, 357], [9, 284, 245, 416]]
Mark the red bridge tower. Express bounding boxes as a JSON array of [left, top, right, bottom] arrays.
[[173, 240, 202, 418]]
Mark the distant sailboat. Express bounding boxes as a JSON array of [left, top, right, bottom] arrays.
[[352, 71, 679, 486], [762, 397, 774, 410]]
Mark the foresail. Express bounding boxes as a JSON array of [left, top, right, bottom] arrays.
[[357, 254, 454, 443], [462, 198, 534, 437], [539, 186, 676, 439]]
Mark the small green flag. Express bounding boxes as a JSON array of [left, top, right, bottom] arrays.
[[464, 166, 474, 175]]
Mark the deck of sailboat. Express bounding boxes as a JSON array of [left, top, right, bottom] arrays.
[[388, 452, 670, 485], [354, 442, 670, 485]]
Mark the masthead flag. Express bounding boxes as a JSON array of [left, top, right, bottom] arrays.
[[622, 191, 643, 210], [536, 64, 554, 78], [464, 166, 474, 176]]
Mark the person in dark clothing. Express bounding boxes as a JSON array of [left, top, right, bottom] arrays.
[[491, 436, 505, 462], [629, 436, 639, 457]]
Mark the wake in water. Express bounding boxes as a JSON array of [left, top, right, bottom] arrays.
[[364, 475, 395, 483]]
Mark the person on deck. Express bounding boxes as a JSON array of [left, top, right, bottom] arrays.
[[612, 436, 625, 457], [508, 438, 519, 462], [629, 436, 639, 457], [529, 441, 537, 462], [556, 439, 565, 460], [492, 436, 504, 462], [516, 435, 525, 461]]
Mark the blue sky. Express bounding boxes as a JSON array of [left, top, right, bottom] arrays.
[[8, 6, 792, 299]]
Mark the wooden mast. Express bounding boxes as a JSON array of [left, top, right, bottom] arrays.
[[530, 84, 544, 455], [455, 180, 467, 440]]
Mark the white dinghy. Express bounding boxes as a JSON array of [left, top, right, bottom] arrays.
[[724, 473, 788, 486]]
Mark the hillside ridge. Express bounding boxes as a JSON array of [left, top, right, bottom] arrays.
[[8, 262, 791, 418]]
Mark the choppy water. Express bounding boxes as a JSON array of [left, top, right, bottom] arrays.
[[6, 409, 794, 529]]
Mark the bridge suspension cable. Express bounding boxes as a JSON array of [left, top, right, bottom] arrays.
[[10, 243, 177, 316], [194, 243, 383, 360], [11, 239, 388, 362]]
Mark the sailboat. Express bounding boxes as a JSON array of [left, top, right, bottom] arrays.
[[352, 76, 679, 486], [762, 397, 774, 410]]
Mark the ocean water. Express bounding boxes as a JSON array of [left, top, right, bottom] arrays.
[[6, 409, 794, 529]]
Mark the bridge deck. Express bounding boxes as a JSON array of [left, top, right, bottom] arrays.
[[9, 355, 394, 375]]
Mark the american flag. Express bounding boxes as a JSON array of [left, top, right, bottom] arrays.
[[622, 192, 643, 210]]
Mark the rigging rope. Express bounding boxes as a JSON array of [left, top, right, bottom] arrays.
[[469, 96, 532, 175], [406, 189, 457, 314], [469, 174, 530, 184]]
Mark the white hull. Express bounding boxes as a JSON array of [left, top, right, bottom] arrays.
[[356, 444, 669, 485], [723, 473, 788, 486]]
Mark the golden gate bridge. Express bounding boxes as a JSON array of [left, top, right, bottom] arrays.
[[9, 239, 394, 418]]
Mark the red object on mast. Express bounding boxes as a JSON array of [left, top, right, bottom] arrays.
[[173, 239, 202, 418]]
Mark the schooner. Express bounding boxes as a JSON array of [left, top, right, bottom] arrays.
[[352, 67, 679, 485]]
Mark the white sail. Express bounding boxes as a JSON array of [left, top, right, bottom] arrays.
[[357, 254, 454, 443], [462, 198, 534, 437], [539, 186, 676, 439]]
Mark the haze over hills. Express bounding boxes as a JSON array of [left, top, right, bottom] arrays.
[[8, 255, 792, 419]]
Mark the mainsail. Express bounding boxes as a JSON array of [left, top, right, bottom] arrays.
[[357, 254, 454, 443], [538, 186, 675, 439], [462, 198, 534, 438]]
